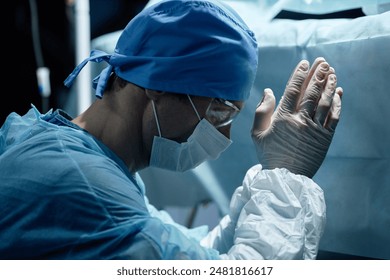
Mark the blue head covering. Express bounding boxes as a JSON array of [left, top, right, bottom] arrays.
[[64, 0, 258, 101]]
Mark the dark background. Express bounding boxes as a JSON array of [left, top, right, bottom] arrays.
[[2, 0, 148, 125]]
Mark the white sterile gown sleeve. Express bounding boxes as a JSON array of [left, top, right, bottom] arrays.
[[200, 164, 326, 260]]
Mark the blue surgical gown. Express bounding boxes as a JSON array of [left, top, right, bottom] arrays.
[[0, 106, 326, 259]]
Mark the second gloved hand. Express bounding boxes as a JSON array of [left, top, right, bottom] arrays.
[[251, 57, 343, 178]]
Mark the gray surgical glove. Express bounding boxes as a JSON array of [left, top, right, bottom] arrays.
[[251, 57, 343, 178]]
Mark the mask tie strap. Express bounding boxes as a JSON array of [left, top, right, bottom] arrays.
[[93, 65, 114, 98], [151, 100, 162, 137], [187, 95, 201, 121], [64, 50, 112, 88]]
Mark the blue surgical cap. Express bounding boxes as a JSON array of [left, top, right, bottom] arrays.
[[64, 0, 258, 101]]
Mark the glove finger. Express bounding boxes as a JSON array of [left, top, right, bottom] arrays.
[[314, 73, 337, 126], [325, 87, 343, 131], [300, 57, 326, 93], [279, 60, 310, 114], [300, 61, 330, 117], [252, 88, 276, 135]]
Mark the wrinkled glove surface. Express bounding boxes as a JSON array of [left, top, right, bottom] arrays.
[[252, 57, 343, 178]]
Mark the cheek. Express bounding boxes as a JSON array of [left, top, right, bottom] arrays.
[[142, 106, 158, 156], [218, 125, 231, 139], [156, 109, 199, 142], [159, 116, 198, 143]]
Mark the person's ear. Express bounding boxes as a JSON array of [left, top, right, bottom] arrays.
[[145, 89, 166, 101]]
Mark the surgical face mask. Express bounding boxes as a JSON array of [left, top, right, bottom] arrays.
[[149, 96, 232, 172]]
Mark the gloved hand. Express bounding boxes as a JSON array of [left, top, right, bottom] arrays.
[[251, 57, 343, 178]]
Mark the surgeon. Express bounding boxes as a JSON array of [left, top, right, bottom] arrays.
[[0, 0, 342, 259]]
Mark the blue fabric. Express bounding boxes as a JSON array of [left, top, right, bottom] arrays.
[[0, 106, 219, 259], [64, 0, 258, 101]]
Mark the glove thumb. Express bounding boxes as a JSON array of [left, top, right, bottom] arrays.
[[252, 88, 275, 135]]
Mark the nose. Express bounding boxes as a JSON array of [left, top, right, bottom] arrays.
[[217, 124, 231, 139]]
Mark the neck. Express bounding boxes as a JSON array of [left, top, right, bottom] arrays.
[[72, 84, 148, 173]]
